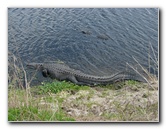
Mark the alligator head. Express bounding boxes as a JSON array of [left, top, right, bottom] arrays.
[[26, 63, 43, 70]]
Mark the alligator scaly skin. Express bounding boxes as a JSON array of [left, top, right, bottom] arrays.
[[27, 63, 146, 86]]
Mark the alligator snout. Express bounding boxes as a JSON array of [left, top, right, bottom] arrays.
[[26, 63, 43, 69]]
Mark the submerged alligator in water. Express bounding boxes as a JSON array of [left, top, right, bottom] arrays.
[[26, 63, 146, 86]]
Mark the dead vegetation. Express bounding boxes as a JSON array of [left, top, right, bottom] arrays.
[[59, 81, 158, 121]]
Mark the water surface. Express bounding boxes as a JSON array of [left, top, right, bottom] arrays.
[[8, 8, 158, 76]]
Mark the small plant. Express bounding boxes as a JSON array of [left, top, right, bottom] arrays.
[[8, 106, 75, 121], [36, 81, 90, 94]]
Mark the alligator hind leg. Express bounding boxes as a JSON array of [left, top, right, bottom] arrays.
[[67, 76, 90, 86]]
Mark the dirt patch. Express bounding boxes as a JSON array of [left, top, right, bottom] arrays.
[[60, 83, 158, 121]]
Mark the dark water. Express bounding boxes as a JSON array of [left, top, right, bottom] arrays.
[[8, 8, 158, 76]]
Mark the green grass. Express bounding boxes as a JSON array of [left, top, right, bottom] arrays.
[[32, 81, 90, 95], [8, 80, 91, 121], [8, 106, 75, 121]]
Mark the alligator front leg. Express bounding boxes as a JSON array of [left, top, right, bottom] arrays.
[[42, 69, 49, 77]]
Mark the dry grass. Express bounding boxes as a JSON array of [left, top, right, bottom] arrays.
[[60, 81, 158, 121]]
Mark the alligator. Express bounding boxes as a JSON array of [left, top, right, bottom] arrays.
[[26, 63, 146, 86], [97, 34, 110, 40]]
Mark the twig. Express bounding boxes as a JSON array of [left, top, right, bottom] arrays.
[[132, 56, 153, 81], [149, 41, 158, 64], [126, 62, 155, 90]]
